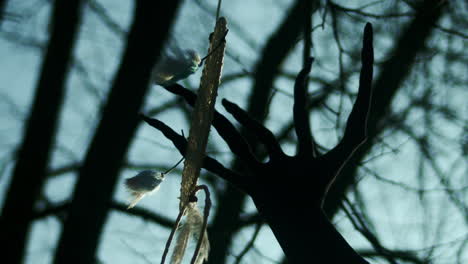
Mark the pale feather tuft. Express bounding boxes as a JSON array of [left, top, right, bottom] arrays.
[[124, 170, 164, 209], [170, 203, 210, 264]]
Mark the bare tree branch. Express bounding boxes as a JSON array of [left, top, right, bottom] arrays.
[[293, 58, 315, 158], [222, 99, 284, 161], [32, 201, 175, 228], [321, 23, 373, 197], [233, 223, 263, 264], [140, 114, 250, 193], [162, 84, 262, 170]]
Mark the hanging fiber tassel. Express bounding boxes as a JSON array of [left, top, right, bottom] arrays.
[[170, 201, 210, 264]]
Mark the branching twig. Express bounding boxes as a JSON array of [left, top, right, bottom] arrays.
[[140, 114, 249, 193], [163, 84, 261, 170], [222, 99, 284, 160], [343, 198, 399, 264], [32, 201, 175, 228], [233, 223, 262, 264]]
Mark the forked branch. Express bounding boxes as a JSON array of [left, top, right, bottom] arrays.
[[140, 114, 249, 192], [321, 23, 374, 194], [163, 85, 262, 170], [222, 99, 284, 161]]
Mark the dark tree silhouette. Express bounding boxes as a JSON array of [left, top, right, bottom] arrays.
[[53, 1, 182, 263], [0, 1, 84, 263], [1, 0, 461, 263], [142, 23, 373, 264]]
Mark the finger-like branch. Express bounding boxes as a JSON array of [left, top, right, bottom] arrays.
[[302, 0, 313, 68], [140, 114, 250, 192], [293, 57, 315, 158], [222, 99, 285, 160], [321, 23, 373, 197], [141, 114, 187, 155], [344, 23, 373, 147], [324, 3, 445, 217], [164, 84, 263, 170]]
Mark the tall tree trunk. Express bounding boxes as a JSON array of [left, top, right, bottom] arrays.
[[53, 1, 181, 263], [0, 1, 84, 263]]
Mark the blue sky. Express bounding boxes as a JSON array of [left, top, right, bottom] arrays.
[[0, 0, 466, 263]]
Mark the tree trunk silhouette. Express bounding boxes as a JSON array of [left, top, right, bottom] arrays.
[[0, 1, 84, 263], [53, 1, 181, 263]]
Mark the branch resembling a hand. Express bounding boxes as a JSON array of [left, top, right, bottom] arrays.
[[141, 23, 374, 264]]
